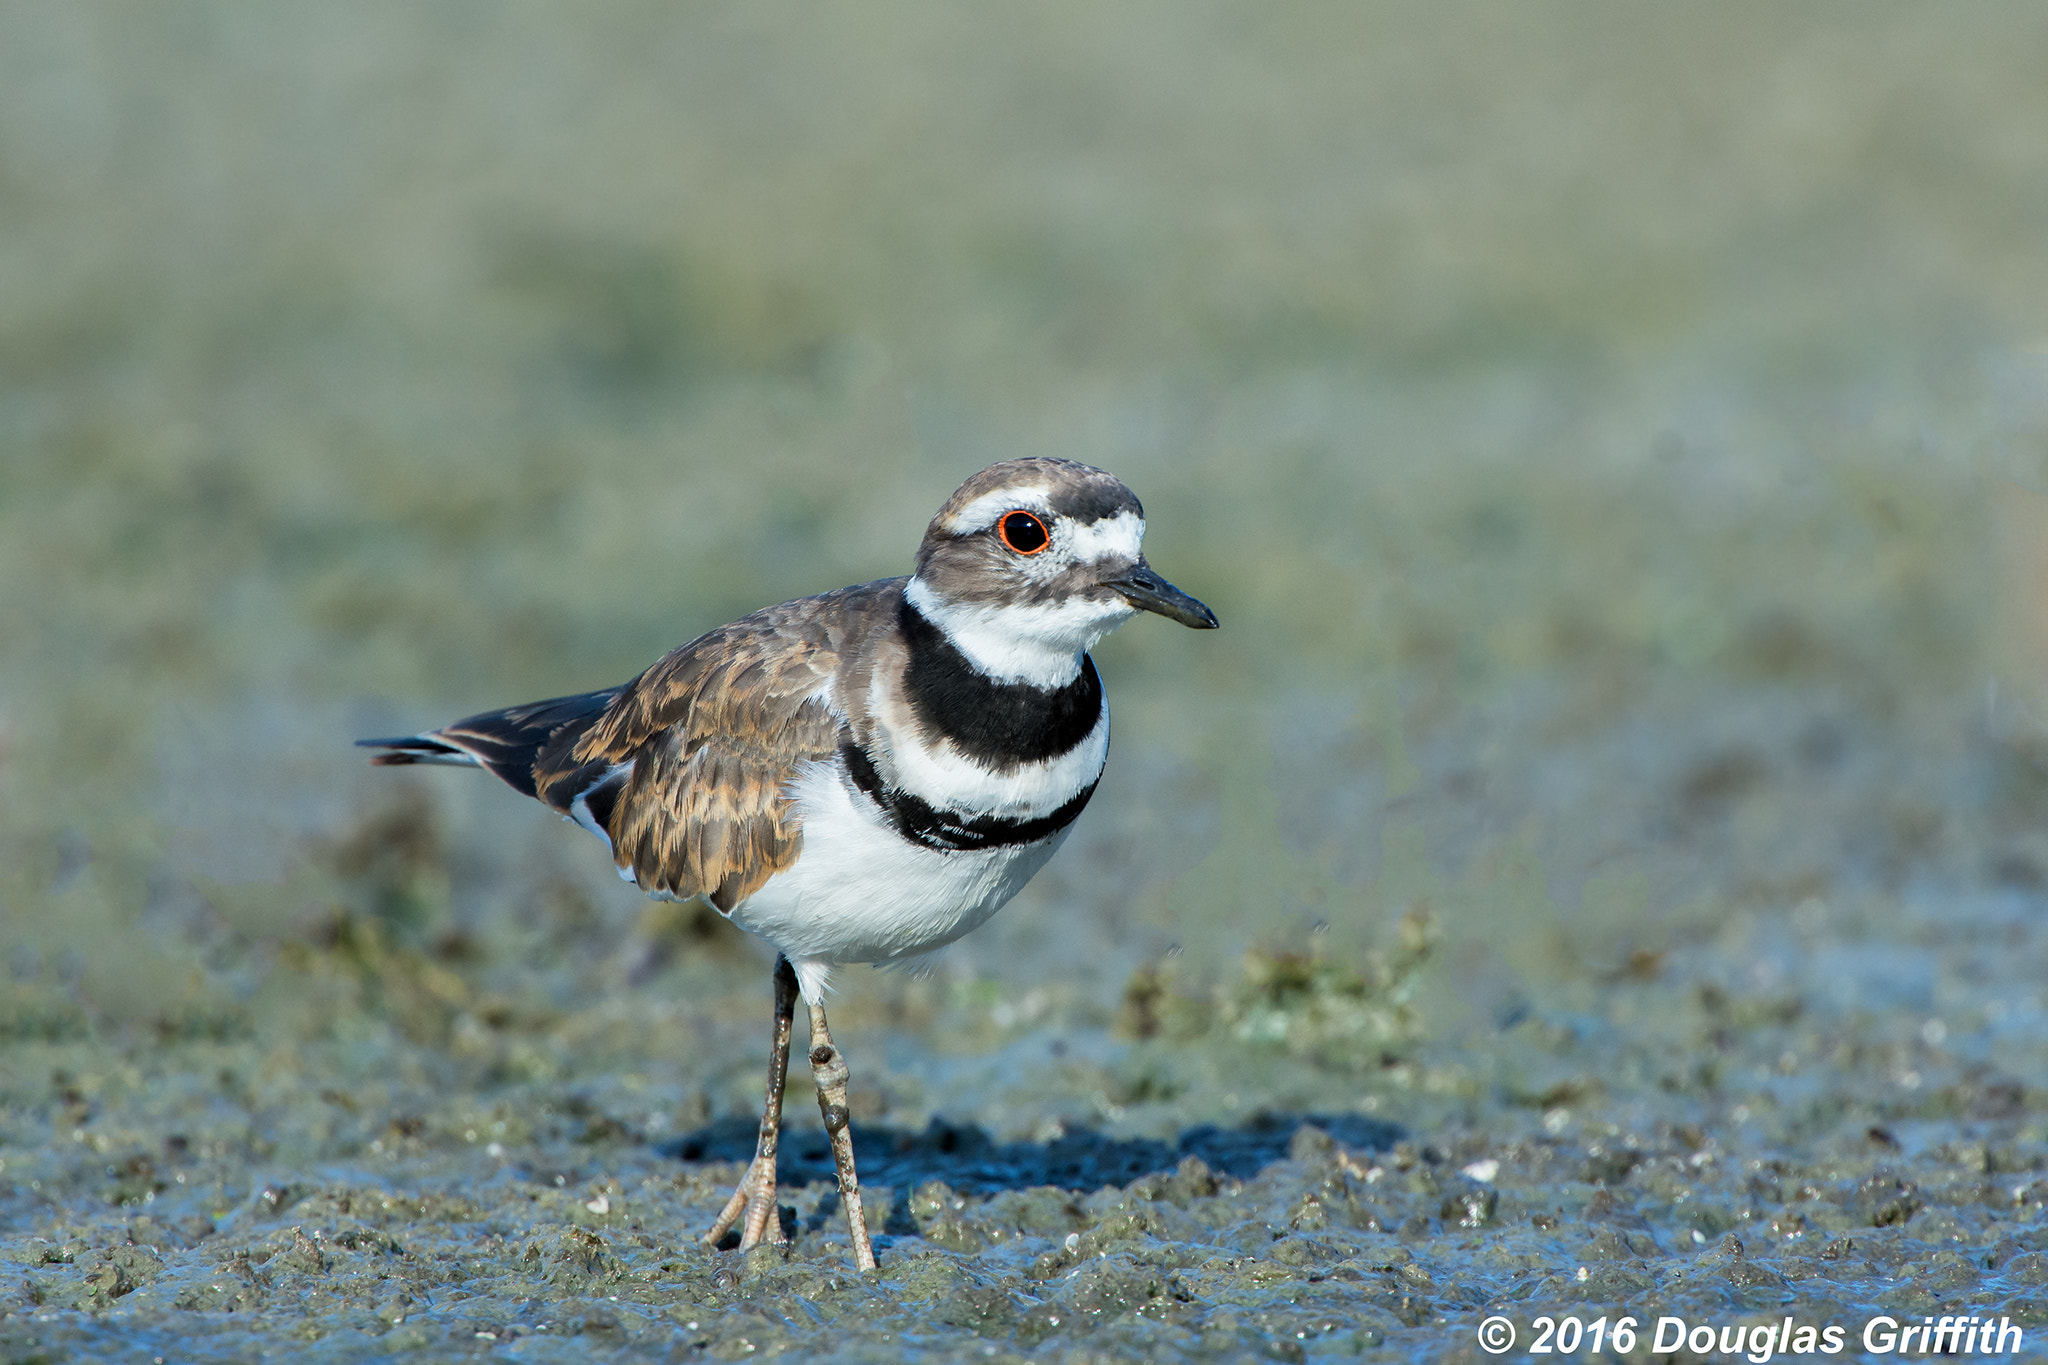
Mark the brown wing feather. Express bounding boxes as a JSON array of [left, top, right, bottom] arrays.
[[534, 579, 902, 908]]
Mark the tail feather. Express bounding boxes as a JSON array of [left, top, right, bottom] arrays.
[[358, 688, 619, 802], [357, 735, 478, 766]]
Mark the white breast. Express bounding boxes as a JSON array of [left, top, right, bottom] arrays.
[[725, 759, 1072, 1001]]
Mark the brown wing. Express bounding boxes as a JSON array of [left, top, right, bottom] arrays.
[[534, 579, 902, 909]]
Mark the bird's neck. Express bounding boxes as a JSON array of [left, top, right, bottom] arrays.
[[895, 592, 1106, 767], [902, 575, 1129, 689]]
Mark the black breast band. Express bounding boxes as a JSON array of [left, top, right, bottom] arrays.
[[841, 742, 1098, 852]]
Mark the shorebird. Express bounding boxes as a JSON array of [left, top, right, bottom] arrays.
[[358, 458, 1217, 1269]]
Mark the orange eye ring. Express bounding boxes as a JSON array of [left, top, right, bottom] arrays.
[[997, 510, 1050, 555]]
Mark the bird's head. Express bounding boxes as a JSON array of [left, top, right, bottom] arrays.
[[907, 458, 1217, 687]]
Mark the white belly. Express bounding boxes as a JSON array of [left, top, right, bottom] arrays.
[[725, 759, 1070, 1000]]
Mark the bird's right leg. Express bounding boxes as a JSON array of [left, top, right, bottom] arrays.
[[806, 997, 878, 1272], [703, 954, 797, 1250]]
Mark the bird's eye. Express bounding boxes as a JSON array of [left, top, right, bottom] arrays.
[[997, 510, 1050, 555]]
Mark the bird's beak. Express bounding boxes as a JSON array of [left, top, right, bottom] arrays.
[[1108, 562, 1219, 629]]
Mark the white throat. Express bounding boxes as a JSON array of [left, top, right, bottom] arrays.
[[905, 576, 1134, 688]]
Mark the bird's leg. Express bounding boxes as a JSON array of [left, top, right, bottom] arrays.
[[703, 955, 797, 1251], [805, 998, 878, 1272]]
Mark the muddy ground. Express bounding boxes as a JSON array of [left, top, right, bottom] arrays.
[[7, 672, 2048, 1363], [6, 5, 2048, 1361]]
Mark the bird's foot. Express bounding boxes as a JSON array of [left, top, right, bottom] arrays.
[[703, 1152, 785, 1250]]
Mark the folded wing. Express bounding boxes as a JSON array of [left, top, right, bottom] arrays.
[[535, 580, 898, 909]]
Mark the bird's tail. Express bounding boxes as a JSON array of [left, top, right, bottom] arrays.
[[357, 688, 619, 802]]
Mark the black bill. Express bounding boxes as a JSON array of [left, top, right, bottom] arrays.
[[1110, 562, 1219, 629]]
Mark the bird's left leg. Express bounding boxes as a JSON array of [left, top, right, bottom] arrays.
[[703, 955, 797, 1250], [805, 999, 878, 1272]]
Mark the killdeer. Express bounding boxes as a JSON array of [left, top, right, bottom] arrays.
[[359, 458, 1217, 1270]]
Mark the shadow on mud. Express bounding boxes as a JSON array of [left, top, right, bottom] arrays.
[[660, 1110, 1403, 1197]]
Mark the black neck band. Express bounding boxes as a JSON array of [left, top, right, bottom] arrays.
[[898, 598, 1103, 767]]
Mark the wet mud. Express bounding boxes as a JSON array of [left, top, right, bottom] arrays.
[[5, 795, 2047, 1364]]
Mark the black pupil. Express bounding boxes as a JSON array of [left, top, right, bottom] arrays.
[[1003, 513, 1047, 552]]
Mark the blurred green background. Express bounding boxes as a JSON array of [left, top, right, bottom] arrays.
[[3, 3, 2046, 1071]]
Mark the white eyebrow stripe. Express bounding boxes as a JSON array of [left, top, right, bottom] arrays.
[[942, 486, 1053, 535], [1065, 509, 1144, 564]]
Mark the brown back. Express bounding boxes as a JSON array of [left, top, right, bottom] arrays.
[[535, 579, 903, 909]]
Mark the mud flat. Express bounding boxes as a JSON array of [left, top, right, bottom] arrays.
[[6, 666, 2048, 1362]]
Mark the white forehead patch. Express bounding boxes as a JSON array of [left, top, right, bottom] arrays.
[[942, 485, 1053, 535], [1065, 509, 1145, 564]]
